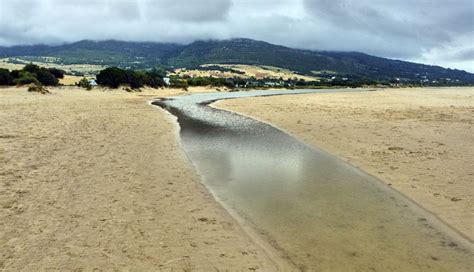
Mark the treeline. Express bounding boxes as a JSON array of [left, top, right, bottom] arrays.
[[169, 75, 244, 89], [95, 67, 166, 89], [0, 64, 64, 86], [195, 65, 245, 75], [168, 75, 317, 89]]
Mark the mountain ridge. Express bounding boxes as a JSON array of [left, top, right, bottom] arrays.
[[1, 38, 472, 84]]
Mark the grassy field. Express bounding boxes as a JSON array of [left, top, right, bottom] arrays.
[[174, 64, 319, 81], [0, 58, 105, 76]]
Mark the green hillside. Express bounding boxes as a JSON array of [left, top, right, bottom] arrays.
[[1, 38, 473, 84]]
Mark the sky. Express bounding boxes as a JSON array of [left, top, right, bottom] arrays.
[[0, 0, 473, 72]]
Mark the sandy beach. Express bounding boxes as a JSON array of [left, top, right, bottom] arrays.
[[0, 86, 283, 270], [2, 86, 472, 270], [215, 87, 474, 241]]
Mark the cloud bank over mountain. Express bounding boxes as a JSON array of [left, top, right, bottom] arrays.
[[0, 0, 472, 71]]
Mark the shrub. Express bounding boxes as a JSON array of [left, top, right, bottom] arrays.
[[35, 69, 59, 86], [143, 69, 166, 88], [13, 74, 40, 86], [127, 70, 147, 89], [23, 63, 41, 74], [9, 69, 22, 80], [170, 77, 188, 89], [47, 68, 65, 79], [96, 67, 126, 88], [0, 68, 14, 85], [96, 67, 166, 89], [77, 77, 92, 90], [27, 84, 50, 94], [2, 65, 63, 87]]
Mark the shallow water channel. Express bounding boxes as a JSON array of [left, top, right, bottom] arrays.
[[153, 89, 473, 271]]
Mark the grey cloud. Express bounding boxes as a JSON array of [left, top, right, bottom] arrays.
[[452, 48, 474, 61], [107, 0, 141, 21], [303, 0, 474, 47], [0, 0, 38, 17], [0, 0, 472, 72], [144, 0, 232, 22]]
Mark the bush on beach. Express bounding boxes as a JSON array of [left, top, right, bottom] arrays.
[[0, 68, 14, 85], [13, 73, 41, 86], [0, 64, 64, 95], [0, 64, 62, 87], [35, 68, 59, 86]]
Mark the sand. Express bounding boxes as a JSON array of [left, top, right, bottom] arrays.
[[0, 86, 285, 270], [215, 87, 474, 241]]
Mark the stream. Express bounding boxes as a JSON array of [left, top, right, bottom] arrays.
[[153, 89, 473, 271]]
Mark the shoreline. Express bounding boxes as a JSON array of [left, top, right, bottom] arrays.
[[215, 87, 474, 241]]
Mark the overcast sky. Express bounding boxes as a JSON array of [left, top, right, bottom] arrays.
[[0, 0, 473, 72]]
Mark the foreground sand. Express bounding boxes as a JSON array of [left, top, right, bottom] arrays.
[[0, 87, 283, 270], [216, 87, 474, 240]]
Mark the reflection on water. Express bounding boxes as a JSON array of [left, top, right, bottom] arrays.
[[154, 89, 473, 271]]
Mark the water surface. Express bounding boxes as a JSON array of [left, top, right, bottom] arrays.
[[154, 89, 473, 271]]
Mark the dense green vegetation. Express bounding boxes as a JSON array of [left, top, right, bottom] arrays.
[[95, 67, 166, 89], [0, 41, 182, 69], [1, 39, 472, 85], [0, 64, 64, 87], [178, 76, 240, 88], [196, 65, 245, 75], [0, 68, 14, 85]]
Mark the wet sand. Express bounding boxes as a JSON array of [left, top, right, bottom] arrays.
[[215, 87, 474, 241], [0, 87, 282, 270]]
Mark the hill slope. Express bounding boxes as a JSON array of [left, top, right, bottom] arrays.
[[1, 39, 472, 84]]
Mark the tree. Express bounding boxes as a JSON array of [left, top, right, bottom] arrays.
[[47, 68, 65, 79], [9, 69, 22, 80], [23, 63, 41, 74], [144, 69, 166, 88], [96, 67, 166, 89], [0, 68, 13, 85], [150, 67, 167, 78], [127, 71, 146, 89], [169, 77, 188, 88], [96, 67, 127, 88], [35, 69, 59, 86]]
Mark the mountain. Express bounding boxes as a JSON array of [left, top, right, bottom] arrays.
[[1, 38, 473, 84]]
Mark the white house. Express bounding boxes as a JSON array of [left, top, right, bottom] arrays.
[[88, 79, 98, 86]]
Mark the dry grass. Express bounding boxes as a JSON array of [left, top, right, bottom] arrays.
[[0, 58, 105, 75], [218, 64, 319, 81], [173, 64, 319, 82], [59, 75, 89, 86]]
